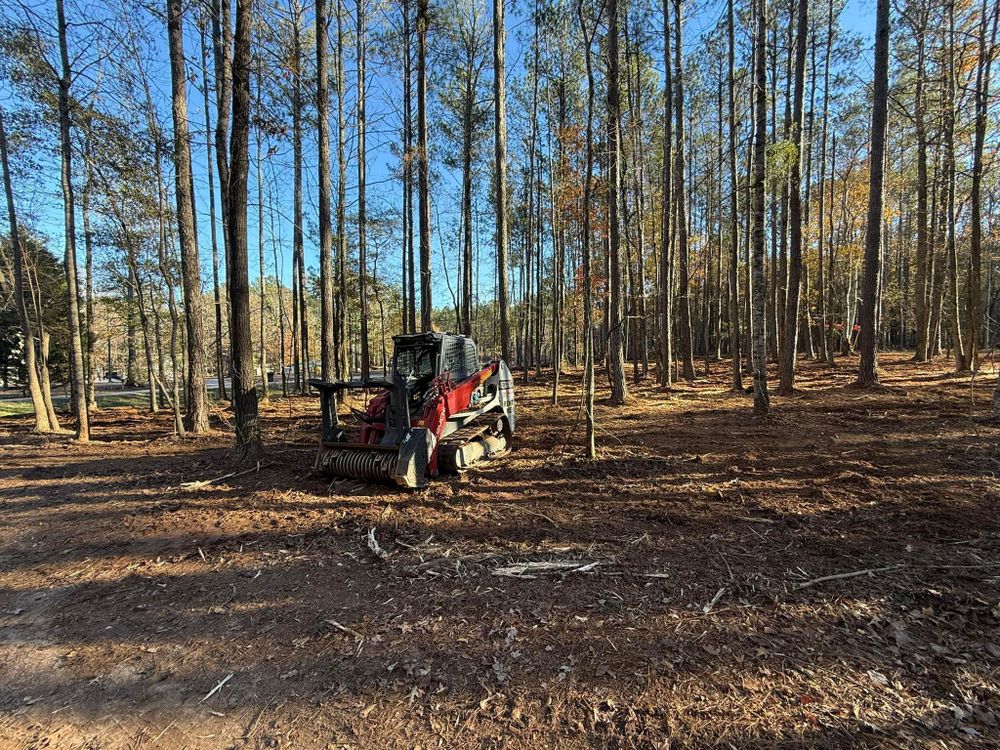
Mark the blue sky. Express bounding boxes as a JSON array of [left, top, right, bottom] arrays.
[[3, 0, 877, 311]]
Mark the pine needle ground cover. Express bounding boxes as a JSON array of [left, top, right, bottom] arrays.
[[1, 354, 997, 748]]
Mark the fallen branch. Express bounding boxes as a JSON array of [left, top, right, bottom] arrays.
[[150, 719, 176, 744], [367, 527, 389, 560], [792, 564, 907, 591], [243, 700, 273, 740], [412, 552, 497, 570], [703, 586, 726, 614], [180, 462, 262, 490], [791, 560, 1000, 591], [491, 560, 602, 579], [198, 673, 233, 703], [325, 619, 363, 640]]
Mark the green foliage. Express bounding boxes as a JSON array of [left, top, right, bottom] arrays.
[[0, 233, 69, 384], [766, 139, 798, 190]]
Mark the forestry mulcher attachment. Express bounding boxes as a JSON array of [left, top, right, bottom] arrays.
[[310, 333, 515, 489]]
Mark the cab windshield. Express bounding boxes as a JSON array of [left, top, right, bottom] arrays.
[[393, 345, 437, 380]]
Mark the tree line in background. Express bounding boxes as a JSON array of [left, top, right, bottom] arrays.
[[1, 0, 999, 459]]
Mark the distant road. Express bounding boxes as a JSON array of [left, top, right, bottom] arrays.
[[1, 378, 234, 404]]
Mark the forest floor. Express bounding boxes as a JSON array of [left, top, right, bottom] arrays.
[[1, 353, 999, 749]]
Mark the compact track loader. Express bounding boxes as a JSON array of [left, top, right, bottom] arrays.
[[310, 332, 515, 488]]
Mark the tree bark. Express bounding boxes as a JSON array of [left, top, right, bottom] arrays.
[[82, 115, 98, 413], [726, 0, 742, 391], [778, 0, 807, 394], [200, 14, 228, 402], [402, 0, 415, 334], [56, 0, 89, 441], [139, 64, 187, 436], [856, 0, 890, 386], [459, 28, 476, 337], [417, 0, 432, 331], [357, 0, 371, 377], [168, 0, 209, 431], [659, 0, 673, 387], [292, 6, 310, 387], [493, 0, 511, 360], [912, 8, 930, 362], [673, 0, 694, 383], [606, 0, 627, 403], [256, 65, 269, 402], [751, 0, 770, 415], [211, 0, 232, 392], [336, 0, 348, 377], [578, 0, 600, 458], [630, 30, 649, 381], [122, 250, 158, 412], [944, 0, 965, 372], [969, 0, 998, 372], [228, 0, 262, 457], [317, 0, 336, 381], [816, 0, 833, 364]]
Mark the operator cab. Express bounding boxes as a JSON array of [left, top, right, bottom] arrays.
[[391, 333, 479, 413]]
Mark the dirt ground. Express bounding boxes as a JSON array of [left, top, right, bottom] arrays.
[[1, 353, 998, 749]]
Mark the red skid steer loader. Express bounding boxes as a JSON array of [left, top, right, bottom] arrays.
[[310, 332, 515, 488]]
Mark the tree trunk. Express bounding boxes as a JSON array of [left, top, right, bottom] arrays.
[[200, 14, 228, 402], [82, 119, 98, 413], [168, 0, 209, 432], [578, 0, 599, 458], [156, 226, 185, 437], [969, 0, 998, 373], [944, 0, 965, 372], [816, 0, 833, 364], [317, 0, 336, 381], [292, 7, 310, 388], [751, 0, 770, 415], [778, 0, 806, 395], [493, 0, 511, 360], [726, 0, 742, 391], [211, 0, 232, 396], [417, 0, 432, 331], [673, 0, 694, 383], [56, 0, 89, 441], [606, 0, 628, 404], [228, 0, 262, 457], [291, 249, 300, 389], [551, 76, 565, 402], [140, 66, 187, 436], [0, 108, 53, 432], [268, 191, 287, 397], [659, 0, 673, 387], [912, 8, 930, 362], [460, 35, 475, 337], [336, 0, 349, 377], [256, 66, 269, 403], [856, 0, 889, 386], [357, 0, 371, 377], [402, 0, 415, 334], [632, 38, 649, 381], [928, 149, 945, 358], [124, 254, 158, 413]]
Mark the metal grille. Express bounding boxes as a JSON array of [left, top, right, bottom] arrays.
[[442, 336, 478, 379]]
